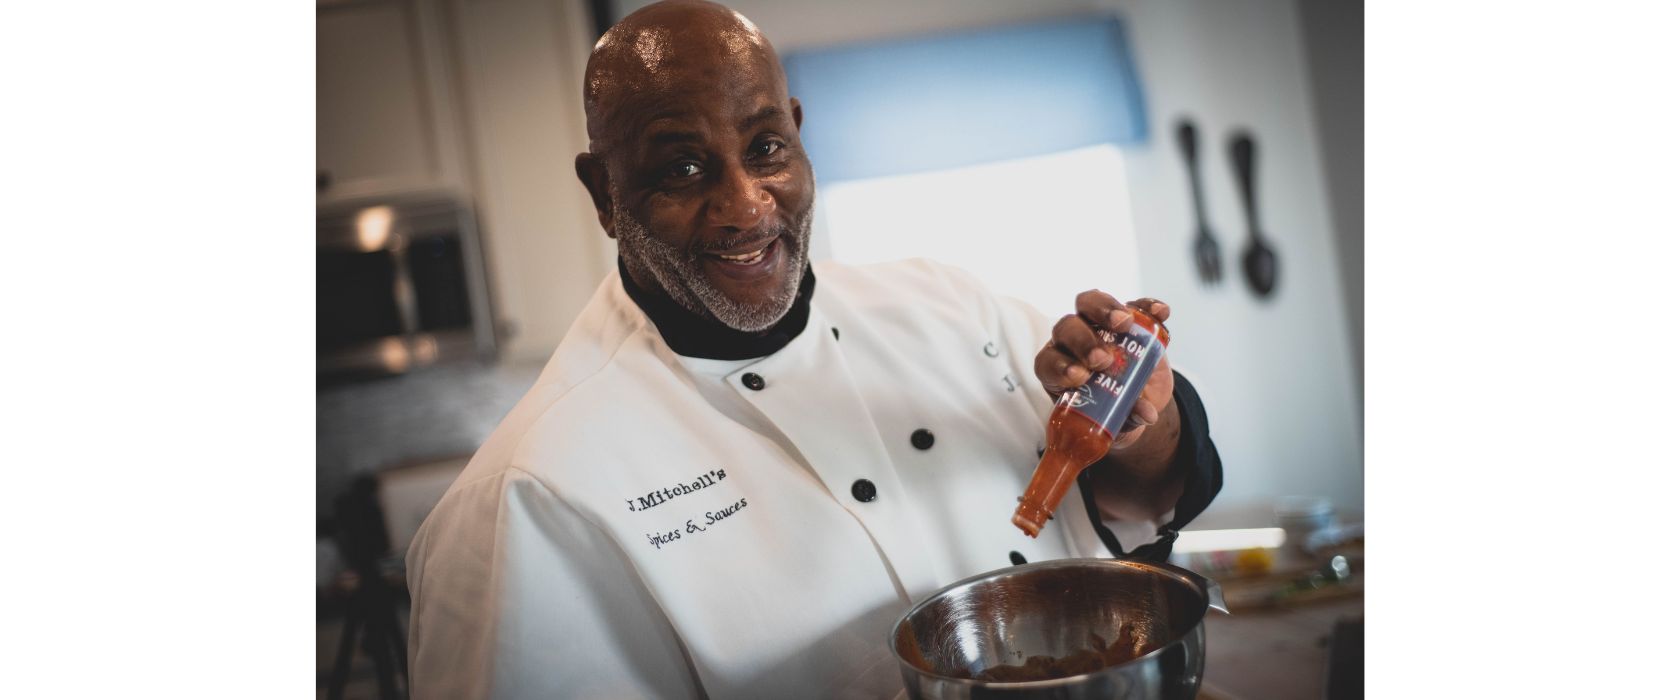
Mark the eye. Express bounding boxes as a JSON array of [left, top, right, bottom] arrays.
[[667, 161, 702, 179], [751, 140, 784, 158]]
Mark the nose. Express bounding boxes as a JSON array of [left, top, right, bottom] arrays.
[[706, 162, 775, 232]]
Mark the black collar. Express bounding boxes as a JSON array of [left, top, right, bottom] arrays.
[[618, 257, 817, 360]]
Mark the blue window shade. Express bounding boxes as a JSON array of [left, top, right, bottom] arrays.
[[783, 15, 1149, 184]]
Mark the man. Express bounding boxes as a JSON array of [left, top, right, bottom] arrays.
[[406, 1, 1221, 697]]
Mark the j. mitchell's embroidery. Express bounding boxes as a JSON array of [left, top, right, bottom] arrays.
[[625, 468, 727, 512]]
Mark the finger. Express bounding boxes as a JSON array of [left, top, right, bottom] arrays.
[[1075, 290, 1133, 332], [1125, 297, 1171, 322], [1052, 314, 1113, 371], [1129, 397, 1161, 427], [1111, 422, 1146, 449], [1136, 353, 1175, 409], [1034, 343, 1090, 392], [1114, 391, 1162, 447], [1147, 353, 1174, 389]]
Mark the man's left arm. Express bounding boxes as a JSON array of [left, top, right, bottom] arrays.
[[1087, 387, 1184, 523], [1082, 367, 1224, 558]]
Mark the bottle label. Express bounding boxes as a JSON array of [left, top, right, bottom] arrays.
[[1064, 323, 1165, 437]]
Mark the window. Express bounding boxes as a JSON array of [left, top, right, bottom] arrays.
[[817, 144, 1142, 319]]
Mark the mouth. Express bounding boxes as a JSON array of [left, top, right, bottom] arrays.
[[711, 237, 776, 265], [701, 235, 785, 281]]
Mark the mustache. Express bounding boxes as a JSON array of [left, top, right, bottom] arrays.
[[692, 222, 797, 255]]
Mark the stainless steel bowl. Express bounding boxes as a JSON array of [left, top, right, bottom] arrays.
[[890, 558, 1226, 699]]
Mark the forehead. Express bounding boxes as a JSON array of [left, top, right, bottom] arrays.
[[594, 24, 786, 148], [633, 81, 783, 141], [612, 84, 784, 161]]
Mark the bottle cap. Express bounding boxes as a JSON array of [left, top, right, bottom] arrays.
[[1127, 305, 1170, 346]]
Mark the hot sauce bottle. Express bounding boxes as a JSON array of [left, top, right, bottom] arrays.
[[1012, 305, 1170, 538]]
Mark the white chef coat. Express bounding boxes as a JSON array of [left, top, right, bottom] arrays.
[[405, 257, 1168, 699]]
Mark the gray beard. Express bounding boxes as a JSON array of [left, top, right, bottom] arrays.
[[613, 199, 813, 333]]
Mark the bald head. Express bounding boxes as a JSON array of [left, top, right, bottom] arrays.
[[573, 1, 814, 333], [584, 0, 787, 152]]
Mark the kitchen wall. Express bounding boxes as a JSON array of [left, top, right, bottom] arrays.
[[1093, 0, 1362, 525], [1299, 0, 1364, 395], [447, 0, 617, 363], [316, 0, 613, 365], [316, 0, 612, 519]]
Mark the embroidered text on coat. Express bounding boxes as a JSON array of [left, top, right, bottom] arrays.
[[626, 468, 727, 512]]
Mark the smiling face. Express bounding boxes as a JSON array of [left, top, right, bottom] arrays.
[[577, 1, 816, 332]]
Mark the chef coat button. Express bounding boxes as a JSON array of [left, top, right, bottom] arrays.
[[832, 326, 840, 340], [910, 428, 935, 450], [741, 372, 765, 391], [1009, 551, 1028, 566], [851, 478, 877, 503]]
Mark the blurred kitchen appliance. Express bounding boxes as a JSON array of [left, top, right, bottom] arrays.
[[327, 476, 408, 700], [1325, 617, 1363, 699], [377, 454, 471, 557], [318, 192, 495, 380], [1274, 495, 1334, 552]]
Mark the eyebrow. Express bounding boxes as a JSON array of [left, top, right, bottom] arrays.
[[647, 129, 703, 147], [738, 105, 783, 132], [640, 105, 786, 149], [639, 106, 700, 148]]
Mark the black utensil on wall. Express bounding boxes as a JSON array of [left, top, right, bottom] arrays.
[[1175, 119, 1221, 284], [1229, 131, 1279, 299]]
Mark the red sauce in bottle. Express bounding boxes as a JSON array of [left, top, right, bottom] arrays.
[[1012, 306, 1169, 537]]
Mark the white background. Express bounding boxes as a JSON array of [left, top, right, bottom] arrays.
[[3, 1, 1679, 698]]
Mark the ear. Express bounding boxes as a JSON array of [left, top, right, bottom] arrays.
[[574, 152, 617, 238], [790, 97, 803, 131]]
